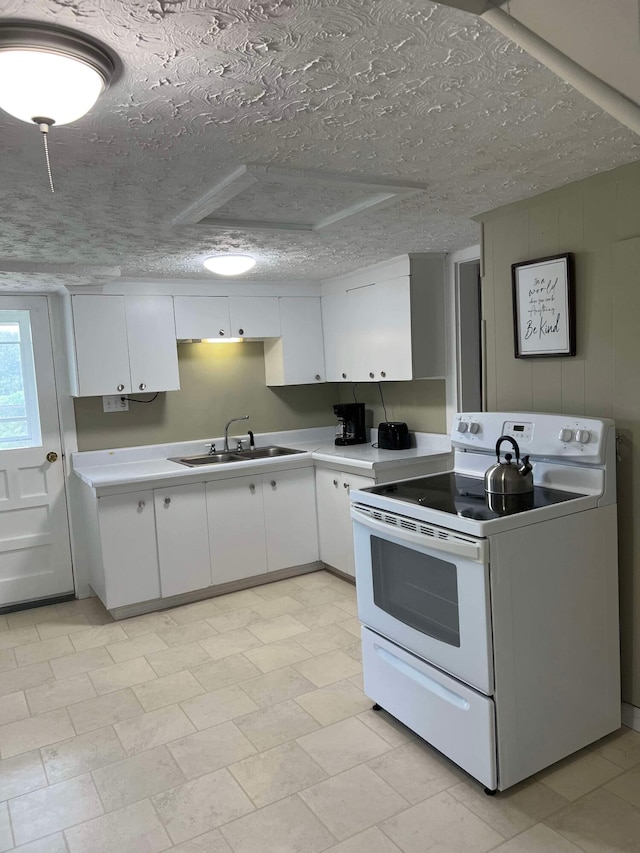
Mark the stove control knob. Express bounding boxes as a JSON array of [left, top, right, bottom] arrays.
[[576, 429, 591, 444], [559, 428, 573, 443], [457, 422, 469, 433], [469, 422, 480, 434]]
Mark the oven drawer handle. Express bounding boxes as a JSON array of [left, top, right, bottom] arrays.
[[374, 644, 471, 711], [351, 507, 486, 562]]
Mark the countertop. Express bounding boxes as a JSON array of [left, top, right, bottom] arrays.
[[72, 426, 452, 493]]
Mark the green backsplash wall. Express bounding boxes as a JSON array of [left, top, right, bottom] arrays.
[[74, 341, 448, 451]]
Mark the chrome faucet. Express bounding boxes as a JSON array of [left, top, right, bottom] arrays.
[[224, 415, 249, 452]]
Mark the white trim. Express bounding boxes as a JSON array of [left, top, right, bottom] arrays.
[[622, 702, 640, 732]]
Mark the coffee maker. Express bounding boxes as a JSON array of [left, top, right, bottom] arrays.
[[333, 403, 367, 446]]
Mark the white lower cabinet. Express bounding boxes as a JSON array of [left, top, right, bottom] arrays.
[[315, 468, 374, 577], [263, 468, 318, 571], [154, 483, 211, 597]]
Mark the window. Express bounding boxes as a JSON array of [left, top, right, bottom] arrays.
[[0, 311, 42, 450]]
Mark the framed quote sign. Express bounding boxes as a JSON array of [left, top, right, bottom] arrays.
[[512, 253, 576, 358]]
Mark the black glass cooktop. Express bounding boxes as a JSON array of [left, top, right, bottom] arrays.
[[366, 473, 585, 520]]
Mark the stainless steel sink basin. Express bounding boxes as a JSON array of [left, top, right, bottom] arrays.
[[169, 446, 304, 467]]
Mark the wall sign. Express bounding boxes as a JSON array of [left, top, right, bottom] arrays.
[[512, 253, 575, 358]]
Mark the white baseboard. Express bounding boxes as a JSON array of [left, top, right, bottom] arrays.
[[622, 702, 640, 732]]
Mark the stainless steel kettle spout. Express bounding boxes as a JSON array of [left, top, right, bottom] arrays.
[[484, 435, 534, 496]]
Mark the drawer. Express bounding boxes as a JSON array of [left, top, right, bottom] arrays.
[[361, 627, 497, 789]]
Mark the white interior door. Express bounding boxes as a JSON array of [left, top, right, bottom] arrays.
[[0, 295, 74, 609]]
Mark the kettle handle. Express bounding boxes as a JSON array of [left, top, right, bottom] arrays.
[[495, 435, 521, 462]]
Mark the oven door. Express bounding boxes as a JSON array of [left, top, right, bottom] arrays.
[[352, 504, 493, 695]]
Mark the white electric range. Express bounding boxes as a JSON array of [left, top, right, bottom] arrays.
[[350, 412, 620, 792]]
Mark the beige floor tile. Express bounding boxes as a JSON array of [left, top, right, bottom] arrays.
[[152, 768, 254, 844], [67, 688, 144, 735], [106, 632, 168, 663], [295, 603, 352, 629], [247, 614, 308, 645], [592, 725, 640, 770], [333, 598, 358, 617], [88, 656, 158, 695], [168, 599, 223, 626], [368, 741, 466, 804], [300, 764, 407, 841], [181, 685, 259, 730], [13, 831, 69, 852], [7, 606, 60, 630], [235, 699, 319, 751], [295, 625, 357, 655], [0, 708, 74, 759], [337, 618, 362, 639], [604, 764, 640, 808], [114, 705, 195, 755], [205, 608, 262, 634], [36, 615, 90, 640], [64, 799, 171, 853], [450, 779, 570, 840], [343, 641, 362, 663], [70, 624, 128, 652], [0, 615, 6, 631], [0, 751, 46, 802], [50, 647, 113, 680], [240, 666, 316, 708], [293, 649, 361, 688], [41, 725, 125, 784], [297, 717, 390, 775], [168, 721, 257, 779], [249, 596, 305, 620], [121, 611, 178, 639], [0, 649, 16, 673], [380, 790, 504, 853], [537, 750, 623, 800], [146, 642, 212, 677], [252, 579, 302, 600], [9, 772, 103, 846], [0, 691, 29, 726], [199, 629, 263, 661], [546, 787, 640, 853], [190, 654, 262, 691], [56, 596, 110, 620], [170, 829, 232, 852], [290, 571, 340, 589], [0, 801, 12, 852], [356, 709, 414, 747], [133, 671, 204, 711], [492, 824, 584, 852], [219, 794, 335, 853], [0, 626, 39, 653], [25, 673, 96, 715], [0, 662, 54, 698], [14, 636, 74, 667], [295, 679, 371, 726], [290, 586, 346, 608], [213, 589, 265, 613], [243, 639, 312, 673], [325, 827, 402, 853], [229, 741, 327, 807], [156, 620, 217, 647], [92, 743, 185, 811]]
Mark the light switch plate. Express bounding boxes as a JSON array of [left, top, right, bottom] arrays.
[[103, 395, 129, 412]]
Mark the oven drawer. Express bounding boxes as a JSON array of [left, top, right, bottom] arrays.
[[362, 627, 497, 789]]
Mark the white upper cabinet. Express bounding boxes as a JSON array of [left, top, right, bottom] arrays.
[[229, 297, 281, 338], [174, 296, 231, 340], [321, 254, 446, 382], [68, 294, 180, 397], [263, 297, 326, 386]]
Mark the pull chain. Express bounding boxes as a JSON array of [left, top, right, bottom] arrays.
[[36, 121, 55, 193]]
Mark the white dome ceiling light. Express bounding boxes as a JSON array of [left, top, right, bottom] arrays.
[[203, 255, 256, 276], [0, 22, 116, 192]]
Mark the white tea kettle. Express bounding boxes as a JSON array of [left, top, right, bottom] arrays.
[[484, 436, 534, 495]]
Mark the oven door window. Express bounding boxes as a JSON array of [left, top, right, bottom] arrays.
[[371, 536, 460, 647]]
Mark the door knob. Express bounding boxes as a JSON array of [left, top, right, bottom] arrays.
[[46, 451, 58, 463]]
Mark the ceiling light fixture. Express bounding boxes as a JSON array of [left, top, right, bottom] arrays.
[[203, 255, 256, 276], [0, 22, 116, 192]]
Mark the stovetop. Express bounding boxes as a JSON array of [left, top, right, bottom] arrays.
[[365, 473, 585, 520]]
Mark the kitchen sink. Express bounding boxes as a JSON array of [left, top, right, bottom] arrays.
[[169, 446, 304, 467]]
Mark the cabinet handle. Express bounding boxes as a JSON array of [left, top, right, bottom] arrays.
[[369, 372, 375, 379], [270, 480, 277, 488], [219, 329, 225, 336], [249, 483, 255, 493], [315, 374, 321, 381], [117, 384, 125, 392], [238, 328, 244, 335], [343, 482, 350, 489], [164, 497, 171, 506], [138, 500, 145, 509], [342, 373, 347, 379], [333, 479, 338, 487], [139, 383, 146, 391], [380, 371, 386, 378]]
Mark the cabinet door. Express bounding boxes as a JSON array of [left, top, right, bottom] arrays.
[[229, 297, 281, 338], [371, 276, 413, 380], [263, 468, 318, 572], [342, 472, 375, 576], [154, 483, 210, 597], [346, 285, 377, 382], [174, 296, 231, 340], [315, 468, 346, 572], [97, 490, 160, 608], [321, 291, 353, 382], [206, 477, 267, 584], [126, 296, 180, 393], [71, 295, 131, 396], [264, 297, 326, 385]]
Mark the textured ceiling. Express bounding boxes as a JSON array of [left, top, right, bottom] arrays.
[[0, 0, 638, 287]]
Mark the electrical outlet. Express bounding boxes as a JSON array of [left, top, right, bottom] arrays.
[[102, 395, 129, 413]]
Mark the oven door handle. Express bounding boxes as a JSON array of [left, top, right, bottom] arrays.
[[351, 506, 487, 563]]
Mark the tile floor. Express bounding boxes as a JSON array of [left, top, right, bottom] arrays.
[[0, 570, 639, 852]]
